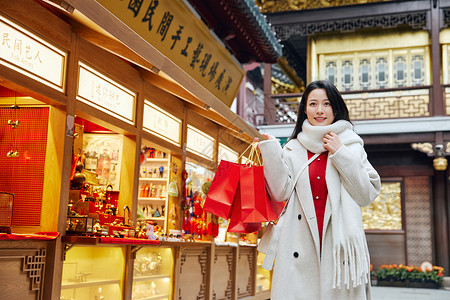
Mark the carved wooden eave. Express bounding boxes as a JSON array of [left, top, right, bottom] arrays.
[[267, 0, 432, 40], [255, 0, 394, 14]]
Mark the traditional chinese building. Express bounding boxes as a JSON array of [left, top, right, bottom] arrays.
[[253, 0, 450, 272]]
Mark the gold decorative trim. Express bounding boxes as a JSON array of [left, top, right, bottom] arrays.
[[256, 0, 393, 14]]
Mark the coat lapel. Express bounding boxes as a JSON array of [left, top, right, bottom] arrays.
[[287, 143, 321, 262], [296, 172, 321, 262], [323, 153, 341, 242]]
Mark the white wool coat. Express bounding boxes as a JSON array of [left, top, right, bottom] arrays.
[[259, 125, 380, 300]]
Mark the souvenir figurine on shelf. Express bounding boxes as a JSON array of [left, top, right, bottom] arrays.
[[71, 155, 86, 190], [146, 222, 156, 240], [93, 220, 101, 234], [138, 227, 147, 239], [150, 281, 158, 295], [154, 207, 161, 218], [159, 166, 164, 178]]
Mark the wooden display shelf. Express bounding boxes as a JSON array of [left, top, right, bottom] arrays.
[[145, 158, 169, 163], [61, 278, 120, 289], [139, 178, 168, 181], [138, 197, 167, 201], [62, 235, 99, 245], [62, 235, 161, 246], [145, 217, 165, 221], [160, 240, 212, 248], [134, 294, 169, 300], [133, 274, 171, 282]]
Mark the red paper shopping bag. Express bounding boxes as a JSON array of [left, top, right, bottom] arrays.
[[203, 160, 240, 219], [239, 165, 284, 223], [227, 184, 261, 233]]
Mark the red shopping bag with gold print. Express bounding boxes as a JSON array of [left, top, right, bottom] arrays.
[[227, 184, 261, 233], [239, 164, 284, 223], [203, 160, 240, 219]]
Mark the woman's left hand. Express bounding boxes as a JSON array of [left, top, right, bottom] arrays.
[[323, 132, 342, 154]]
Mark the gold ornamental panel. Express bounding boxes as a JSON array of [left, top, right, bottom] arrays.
[[343, 90, 429, 120], [256, 0, 393, 13], [362, 182, 402, 230]]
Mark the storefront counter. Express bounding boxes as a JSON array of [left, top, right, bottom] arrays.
[[0, 234, 59, 300], [58, 236, 270, 300]]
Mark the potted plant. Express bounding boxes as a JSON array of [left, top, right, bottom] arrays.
[[374, 262, 444, 289]]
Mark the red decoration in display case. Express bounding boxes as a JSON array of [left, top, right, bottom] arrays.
[[106, 190, 119, 210]]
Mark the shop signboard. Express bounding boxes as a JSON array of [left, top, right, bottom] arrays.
[[77, 61, 136, 124], [186, 125, 214, 160], [0, 15, 66, 92], [218, 143, 238, 163], [95, 0, 245, 108], [143, 100, 181, 146]]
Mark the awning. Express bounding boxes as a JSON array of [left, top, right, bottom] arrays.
[[60, 0, 262, 141]]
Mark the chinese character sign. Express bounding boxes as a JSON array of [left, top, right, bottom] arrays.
[[0, 15, 66, 91], [186, 125, 214, 160], [96, 0, 245, 107], [218, 143, 238, 163], [143, 101, 181, 146], [77, 62, 136, 124]]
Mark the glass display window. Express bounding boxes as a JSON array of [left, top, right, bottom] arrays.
[[132, 247, 174, 300], [61, 246, 126, 300], [138, 141, 172, 234], [68, 117, 134, 238], [319, 47, 429, 91], [183, 160, 217, 241]]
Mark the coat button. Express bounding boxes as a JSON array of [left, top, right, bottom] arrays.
[[317, 176, 320, 180], [298, 214, 302, 220], [293, 252, 299, 258], [316, 196, 319, 199]]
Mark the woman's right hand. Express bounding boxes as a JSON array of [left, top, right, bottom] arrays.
[[262, 133, 276, 140]]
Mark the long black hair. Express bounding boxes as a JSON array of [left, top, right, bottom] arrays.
[[289, 80, 351, 141]]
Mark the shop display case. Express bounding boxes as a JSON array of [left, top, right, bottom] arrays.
[[61, 246, 126, 300], [139, 147, 171, 232], [132, 247, 174, 300], [183, 161, 217, 240]]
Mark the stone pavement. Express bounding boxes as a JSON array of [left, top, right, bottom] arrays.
[[372, 286, 450, 299]]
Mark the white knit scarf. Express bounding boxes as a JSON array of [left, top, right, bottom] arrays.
[[298, 120, 371, 289]]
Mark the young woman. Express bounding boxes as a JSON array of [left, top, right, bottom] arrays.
[[259, 80, 380, 299]]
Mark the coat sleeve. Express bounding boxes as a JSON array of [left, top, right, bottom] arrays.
[[329, 143, 381, 207], [259, 140, 295, 202]]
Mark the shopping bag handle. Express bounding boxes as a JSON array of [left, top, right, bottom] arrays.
[[237, 139, 261, 166]]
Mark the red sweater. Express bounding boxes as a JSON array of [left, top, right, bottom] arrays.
[[307, 151, 328, 251]]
